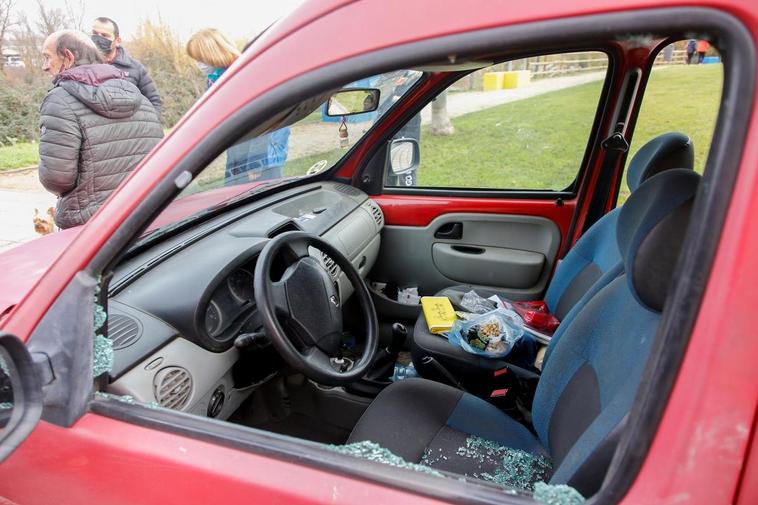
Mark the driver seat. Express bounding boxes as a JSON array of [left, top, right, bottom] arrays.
[[348, 169, 701, 496]]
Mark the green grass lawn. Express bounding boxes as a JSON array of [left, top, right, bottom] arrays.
[[415, 80, 605, 190], [0, 142, 39, 171], [414, 64, 722, 195], [618, 65, 722, 202]]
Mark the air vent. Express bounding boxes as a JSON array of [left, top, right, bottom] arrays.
[[320, 251, 341, 280], [333, 183, 361, 197], [366, 200, 384, 228], [107, 314, 142, 350], [153, 367, 192, 410]]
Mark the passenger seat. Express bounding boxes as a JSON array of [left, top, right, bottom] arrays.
[[411, 132, 694, 390]]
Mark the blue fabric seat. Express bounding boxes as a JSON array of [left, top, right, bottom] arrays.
[[350, 169, 701, 496], [411, 132, 694, 384]]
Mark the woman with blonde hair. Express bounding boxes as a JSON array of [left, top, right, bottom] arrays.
[[186, 28, 240, 88], [187, 28, 289, 184]]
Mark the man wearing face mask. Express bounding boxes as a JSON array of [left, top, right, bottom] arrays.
[[91, 16, 162, 115], [38, 30, 163, 229]]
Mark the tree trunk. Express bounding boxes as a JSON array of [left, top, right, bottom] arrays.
[[431, 90, 455, 136]]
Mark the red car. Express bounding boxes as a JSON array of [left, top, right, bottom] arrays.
[[1, 1, 757, 503]]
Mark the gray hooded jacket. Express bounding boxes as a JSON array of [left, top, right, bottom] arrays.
[[110, 47, 162, 115], [38, 64, 163, 229]]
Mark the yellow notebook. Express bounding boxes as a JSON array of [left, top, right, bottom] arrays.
[[421, 296, 457, 334]]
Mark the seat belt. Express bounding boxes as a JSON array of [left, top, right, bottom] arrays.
[[582, 122, 630, 234]]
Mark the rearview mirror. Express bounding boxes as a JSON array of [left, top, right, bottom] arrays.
[[389, 138, 420, 174], [326, 88, 380, 117]]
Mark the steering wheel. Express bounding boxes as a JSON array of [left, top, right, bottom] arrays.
[[254, 231, 378, 385]]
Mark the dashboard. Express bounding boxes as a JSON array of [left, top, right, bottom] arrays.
[[105, 182, 384, 420]]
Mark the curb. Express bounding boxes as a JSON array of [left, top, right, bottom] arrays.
[[0, 165, 38, 175]]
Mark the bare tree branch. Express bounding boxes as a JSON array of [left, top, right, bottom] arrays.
[[35, 0, 68, 37], [11, 12, 44, 79], [0, 0, 17, 71], [64, 0, 85, 31]]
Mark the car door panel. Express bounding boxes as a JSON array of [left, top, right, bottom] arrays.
[[372, 212, 560, 299], [432, 242, 545, 288]]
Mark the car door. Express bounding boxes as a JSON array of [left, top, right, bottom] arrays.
[[366, 51, 615, 307], [1, 2, 756, 504]]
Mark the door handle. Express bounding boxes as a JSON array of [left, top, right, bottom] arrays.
[[435, 222, 463, 240], [452, 245, 485, 255]]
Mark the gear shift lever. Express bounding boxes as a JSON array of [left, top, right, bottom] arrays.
[[364, 322, 407, 381], [388, 322, 407, 354]]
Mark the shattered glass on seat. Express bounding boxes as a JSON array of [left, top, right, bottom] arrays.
[[326, 441, 444, 477], [532, 482, 585, 504], [421, 433, 552, 491], [328, 434, 555, 493]]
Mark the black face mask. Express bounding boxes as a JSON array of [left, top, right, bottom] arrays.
[[91, 34, 113, 54]]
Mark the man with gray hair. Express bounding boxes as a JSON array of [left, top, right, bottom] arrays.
[[38, 30, 163, 229]]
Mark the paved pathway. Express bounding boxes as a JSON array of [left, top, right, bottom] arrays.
[[0, 71, 606, 252]]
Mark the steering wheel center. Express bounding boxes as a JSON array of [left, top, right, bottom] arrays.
[[279, 256, 342, 354]]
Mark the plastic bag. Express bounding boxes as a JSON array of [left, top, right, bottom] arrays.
[[486, 294, 560, 335], [460, 290, 498, 314], [447, 309, 524, 358], [511, 301, 560, 334]]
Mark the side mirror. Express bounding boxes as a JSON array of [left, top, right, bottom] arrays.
[[326, 88, 381, 117], [0, 333, 42, 463], [389, 138, 420, 174]]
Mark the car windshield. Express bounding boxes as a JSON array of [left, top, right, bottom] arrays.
[[147, 70, 423, 233]]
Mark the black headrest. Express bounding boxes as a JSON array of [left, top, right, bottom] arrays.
[[617, 169, 701, 311], [626, 132, 694, 192]]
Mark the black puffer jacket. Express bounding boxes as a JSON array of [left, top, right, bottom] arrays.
[[110, 47, 162, 115], [38, 64, 163, 229]]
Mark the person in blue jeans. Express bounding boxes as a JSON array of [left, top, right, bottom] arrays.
[[224, 128, 291, 183], [187, 28, 290, 185]]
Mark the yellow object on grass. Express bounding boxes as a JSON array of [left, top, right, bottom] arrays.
[[502, 70, 531, 89], [421, 296, 457, 334], [482, 72, 505, 91]]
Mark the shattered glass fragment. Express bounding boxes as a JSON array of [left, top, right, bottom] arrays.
[[0, 353, 13, 411], [93, 301, 106, 332], [421, 435, 552, 491], [327, 441, 443, 477], [94, 391, 159, 409], [532, 482, 585, 505], [0, 354, 9, 376], [92, 335, 114, 377], [92, 284, 113, 376]]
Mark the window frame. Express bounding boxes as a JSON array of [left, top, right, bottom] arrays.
[[608, 36, 723, 208]]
